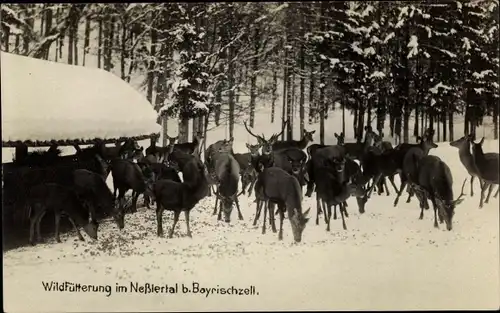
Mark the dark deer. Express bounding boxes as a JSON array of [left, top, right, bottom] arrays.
[[315, 159, 366, 231], [471, 137, 499, 208], [168, 134, 204, 156], [253, 167, 311, 242], [251, 147, 309, 226], [243, 120, 288, 171], [305, 144, 346, 198], [153, 155, 209, 238], [145, 134, 161, 158], [72, 169, 118, 227], [211, 150, 243, 223], [336, 126, 378, 161], [450, 134, 483, 197], [233, 143, 261, 196], [362, 144, 400, 197], [271, 128, 316, 151], [28, 183, 99, 245], [412, 155, 467, 230], [392, 135, 439, 207]]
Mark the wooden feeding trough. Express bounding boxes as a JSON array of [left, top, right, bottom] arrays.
[[1, 51, 161, 249]]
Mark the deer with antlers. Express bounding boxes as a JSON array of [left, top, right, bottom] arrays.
[[411, 155, 467, 231]]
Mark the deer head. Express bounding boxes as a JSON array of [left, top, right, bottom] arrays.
[[244, 120, 287, 155], [246, 143, 261, 157], [435, 178, 467, 231], [303, 129, 316, 143], [334, 132, 345, 145], [289, 208, 310, 243]]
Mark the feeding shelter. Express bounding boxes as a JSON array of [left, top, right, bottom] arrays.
[[1, 51, 161, 157]]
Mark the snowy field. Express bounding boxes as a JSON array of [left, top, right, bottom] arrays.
[[3, 109, 499, 311]]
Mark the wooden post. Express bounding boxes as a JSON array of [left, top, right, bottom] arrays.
[[14, 143, 28, 163]]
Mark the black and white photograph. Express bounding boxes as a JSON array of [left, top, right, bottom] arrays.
[[1, 1, 499, 311]]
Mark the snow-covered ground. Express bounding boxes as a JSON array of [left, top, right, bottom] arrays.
[[3, 108, 499, 311]]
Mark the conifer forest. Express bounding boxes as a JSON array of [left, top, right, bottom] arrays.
[[1, 2, 499, 145]]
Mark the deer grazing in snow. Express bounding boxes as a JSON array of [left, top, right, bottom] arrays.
[[412, 155, 467, 231], [253, 167, 311, 242], [470, 137, 499, 208], [28, 183, 99, 245], [391, 132, 439, 207]]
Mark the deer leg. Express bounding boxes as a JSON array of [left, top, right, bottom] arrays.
[[269, 202, 277, 233], [388, 174, 399, 195], [156, 202, 164, 237], [36, 209, 47, 243], [494, 186, 499, 198], [367, 174, 382, 198], [184, 211, 192, 238], [278, 206, 285, 241], [470, 175, 475, 197], [484, 184, 494, 204], [262, 201, 268, 235], [405, 184, 414, 203], [394, 177, 407, 207], [29, 206, 45, 245], [343, 201, 349, 217], [322, 200, 329, 225], [217, 197, 223, 221], [315, 195, 322, 225], [213, 193, 219, 215], [253, 200, 262, 226], [340, 202, 347, 230], [235, 196, 244, 220], [54, 211, 63, 243], [248, 176, 256, 197], [168, 210, 181, 239], [131, 191, 139, 213], [333, 204, 337, 220], [433, 204, 439, 228], [67, 215, 85, 241], [326, 204, 332, 232], [383, 178, 390, 196], [479, 182, 489, 209]]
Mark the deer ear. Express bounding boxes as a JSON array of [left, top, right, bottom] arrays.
[[479, 137, 485, 145], [334, 133, 339, 138], [246, 143, 251, 149], [454, 198, 464, 206], [311, 130, 316, 135]]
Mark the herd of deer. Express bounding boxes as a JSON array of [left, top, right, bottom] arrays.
[[11, 121, 499, 246]]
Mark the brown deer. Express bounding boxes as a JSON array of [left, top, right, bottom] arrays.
[[271, 127, 316, 151], [412, 155, 467, 230], [470, 137, 499, 208], [449, 134, 484, 197]]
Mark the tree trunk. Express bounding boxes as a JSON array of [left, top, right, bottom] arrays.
[[44, 6, 53, 60], [15, 34, 20, 54], [68, 23, 74, 64], [281, 57, 288, 141], [342, 95, 346, 135], [353, 105, 359, 139], [106, 16, 115, 70], [161, 115, 169, 147], [271, 69, 278, 123], [249, 27, 260, 128], [442, 109, 447, 141], [414, 106, 419, 138], [286, 62, 293, 141], [120, 16, 128, 80], [3, 28, 10, 52], [146, 16, 157, 104], [83, 16, 90, 66], [228, 42, 236, 139], [97, 17, 102, 68], [308, 64, 316, 125], [178, 118, 189, 143], [73, 20, 79, 65], [23, 5, 33, 55], [494, 99, 499, 140], [299, 46, 305, 137]]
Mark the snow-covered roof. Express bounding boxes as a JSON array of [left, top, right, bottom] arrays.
[[1, 52, 161, 147]]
